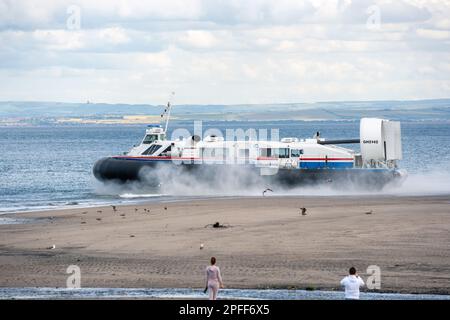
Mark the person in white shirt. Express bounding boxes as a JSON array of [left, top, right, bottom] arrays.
[[340, 267, 365, 299]]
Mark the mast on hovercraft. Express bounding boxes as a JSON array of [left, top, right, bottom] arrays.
[[139, 92, 175, 144], [162, 91, 175, 134]]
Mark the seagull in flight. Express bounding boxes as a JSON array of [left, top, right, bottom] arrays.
[[262, 188, 273, 196]]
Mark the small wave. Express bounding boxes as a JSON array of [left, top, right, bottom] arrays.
[[0, 217, 35, 225], [0, 200, 120, 215], [119, 193, 163, 199]]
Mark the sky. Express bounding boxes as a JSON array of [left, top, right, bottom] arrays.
[[0, 0, 449, 105]]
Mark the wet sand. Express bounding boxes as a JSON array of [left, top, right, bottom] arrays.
[[0, 195, 449, 294]]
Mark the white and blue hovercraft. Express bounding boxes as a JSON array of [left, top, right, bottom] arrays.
[[93, 102, 405, 190]]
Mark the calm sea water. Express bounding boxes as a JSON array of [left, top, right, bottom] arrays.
[[0, 287, 449, 300], [1, 120, 450, 213]]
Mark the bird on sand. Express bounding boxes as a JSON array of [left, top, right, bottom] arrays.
[[111, 205, 117, 212], [47, 244, 56, 250], [262, 188, 273, 196], [200, 243, 204, 250], [300, 207, 307, 216]]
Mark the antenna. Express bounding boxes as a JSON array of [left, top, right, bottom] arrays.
[[162, 91, 175, 133]]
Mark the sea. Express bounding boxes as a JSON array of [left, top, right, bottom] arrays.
[[1, 120, 450, 214]]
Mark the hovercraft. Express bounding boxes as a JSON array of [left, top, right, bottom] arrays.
[[93, 102, 405, 190]]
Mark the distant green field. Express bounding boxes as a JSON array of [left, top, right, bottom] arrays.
[[1, 99, 449, 124]]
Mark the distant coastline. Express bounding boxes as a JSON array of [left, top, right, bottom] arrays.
[[1, 98, 450, 126]]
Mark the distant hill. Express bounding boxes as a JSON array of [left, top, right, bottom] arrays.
[[1, 99, 449, 125]]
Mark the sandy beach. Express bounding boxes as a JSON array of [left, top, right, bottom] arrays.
[[0, 195, 449, 295]]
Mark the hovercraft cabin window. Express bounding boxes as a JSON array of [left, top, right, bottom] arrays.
[[260, 148, 289, 159], [291, 149, 303, 157], [278, 148, 289, 159], [201, 148, 229, 160], [143, 134, 158, 144], [142, 144, 162, 155], [159, 145, 172, 156], [260, 148, 272, 158], [260, 148, 302, 158], [239, 148, 250, 158]]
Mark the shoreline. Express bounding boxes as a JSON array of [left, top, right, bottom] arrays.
[[3, 192, 450, 216], [1, 287, 450, 300], [1, 195, 449, 295]]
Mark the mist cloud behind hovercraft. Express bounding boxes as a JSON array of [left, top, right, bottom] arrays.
[[0, 0, 449, 105]]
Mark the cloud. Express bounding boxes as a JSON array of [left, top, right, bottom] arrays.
[[98, 27, 130, 44], [416, 28, 450, 40], [138, 52, 172, 68], [0, 0, 435, 30], [0, 0, 449, 104], [178, 30, 220, 49]]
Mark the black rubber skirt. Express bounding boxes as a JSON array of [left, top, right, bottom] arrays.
[[93, 156, 402, 190]]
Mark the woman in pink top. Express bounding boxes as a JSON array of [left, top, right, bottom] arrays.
[[205, 257, 224, 300]]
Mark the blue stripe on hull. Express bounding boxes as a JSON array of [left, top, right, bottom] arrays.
[[299, 161, 354, 169]]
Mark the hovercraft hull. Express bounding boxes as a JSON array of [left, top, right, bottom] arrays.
[[93, 156, 403, 189]]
